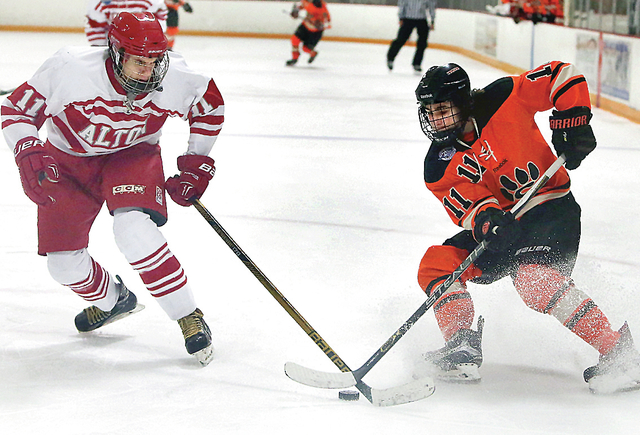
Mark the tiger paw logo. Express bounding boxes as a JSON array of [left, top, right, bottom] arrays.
[[499, 162, 540, 201]]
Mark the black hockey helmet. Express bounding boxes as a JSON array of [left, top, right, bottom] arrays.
[[415, 63, 472, 144]]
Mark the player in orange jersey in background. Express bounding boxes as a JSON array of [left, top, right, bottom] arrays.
[[286, 0, 331, 66], [165, 0, 193, 50], [413, 61, 640, 394]]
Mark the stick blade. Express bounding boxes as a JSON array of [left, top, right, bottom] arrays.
[[370, 376, 436, 407], [284, 362, 357, 389]]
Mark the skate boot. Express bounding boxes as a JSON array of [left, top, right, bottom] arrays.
[[583, 322, 640, 394], [178, 308, 214, 366], [285, 58, 298, 66], [75, 275, 143, 332], [423, 316, 484, 383], [308, 51, 318, 64]]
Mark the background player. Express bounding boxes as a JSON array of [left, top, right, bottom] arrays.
[[1, 12, 224, 366], [85, 0, 168, 46], [414, 61, 640, 393], [165, 0, 193, 51], [286, 0, 331, 66]]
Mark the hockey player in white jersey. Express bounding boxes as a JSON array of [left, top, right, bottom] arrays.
[[1, 12, 223, 366], [85, 0, 168, 46]]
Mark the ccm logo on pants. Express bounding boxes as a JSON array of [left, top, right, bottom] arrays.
[[113, 184, 147, 195]]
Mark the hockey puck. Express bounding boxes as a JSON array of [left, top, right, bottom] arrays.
[[338, 390, 360, 401]]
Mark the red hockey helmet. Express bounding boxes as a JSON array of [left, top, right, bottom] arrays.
[[109, 11, 168, 58], [108, 12, 169, 95]]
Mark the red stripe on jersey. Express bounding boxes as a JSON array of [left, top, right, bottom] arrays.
[[190, 127, 222, 137], [192, 114, 224, 128], [51, 116, 89, 154]]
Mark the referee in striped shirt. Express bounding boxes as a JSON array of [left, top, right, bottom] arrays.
[[386, 0, 436, 72]]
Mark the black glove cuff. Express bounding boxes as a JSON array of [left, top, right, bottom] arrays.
[[549, 106, 592, 131]]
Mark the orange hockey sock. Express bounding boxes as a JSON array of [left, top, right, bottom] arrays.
[[514, 264, 620, 355]]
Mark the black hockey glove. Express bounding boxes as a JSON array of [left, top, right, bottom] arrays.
[[549, 106, 596, 170], [183, 3, 193, 13], [473, 208, 521, 252]]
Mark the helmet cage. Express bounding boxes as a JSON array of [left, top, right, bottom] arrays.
[[108, 12, 169, 95], [418, 100, 465, 143], [109, 48, 169, 95]]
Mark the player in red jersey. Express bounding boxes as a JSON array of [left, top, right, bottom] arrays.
[[85, 0, 168, 46], [414, 62, 640, 393], [286, 0, 331, 66], [1, 12, 223, 366]]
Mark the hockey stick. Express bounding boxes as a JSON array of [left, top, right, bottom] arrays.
[[285, 153, 567, 389], [192, 199, 435, 406], [0, 86, 17, 96]]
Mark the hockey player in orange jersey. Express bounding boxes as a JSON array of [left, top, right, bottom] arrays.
[[286, 0, 331, 66], [414, 62, 640, 393], [165, 0, 193, 50]]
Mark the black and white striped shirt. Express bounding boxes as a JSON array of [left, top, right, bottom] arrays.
[[398, 0, 436, 24]]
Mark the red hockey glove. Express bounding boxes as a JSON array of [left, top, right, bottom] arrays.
[[14, 138, 60, 206], [165, 154, 215, 207], [473, 207, 521, 252], [549, 106, 596, 170]]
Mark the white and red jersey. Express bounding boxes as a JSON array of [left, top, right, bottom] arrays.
[[1, 46, 224, 158], [85, 0, 168, 46]]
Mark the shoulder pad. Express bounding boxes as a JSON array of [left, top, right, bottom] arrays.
[[424, 144, 457, 183], [472, 77, 514, 130]]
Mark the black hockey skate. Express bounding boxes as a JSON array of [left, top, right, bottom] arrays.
[[75, 275, 143, 332], [178, 308, 214, 366], [285, 58, 298, 66], [423, 316, 484, 383], [583, 322, 640, 394], [308, 51, 318, 64]]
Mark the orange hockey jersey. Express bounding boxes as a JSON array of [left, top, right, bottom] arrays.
[[424, 61, 591, 231], [297, 0, 331, 32]]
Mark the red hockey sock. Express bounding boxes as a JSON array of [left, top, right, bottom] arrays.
[[129, 242, 188, 299], [68, 258, 110, 303]]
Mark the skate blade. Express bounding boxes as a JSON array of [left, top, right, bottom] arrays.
[[103, 303, 145, 327], [426, 362, 482, 384], [193, 344, 214, 367], [589, 374, 640, 394], [79, 303, 146, 332]]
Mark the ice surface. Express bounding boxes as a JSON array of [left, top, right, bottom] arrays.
[[1, 31, 640, 434]]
